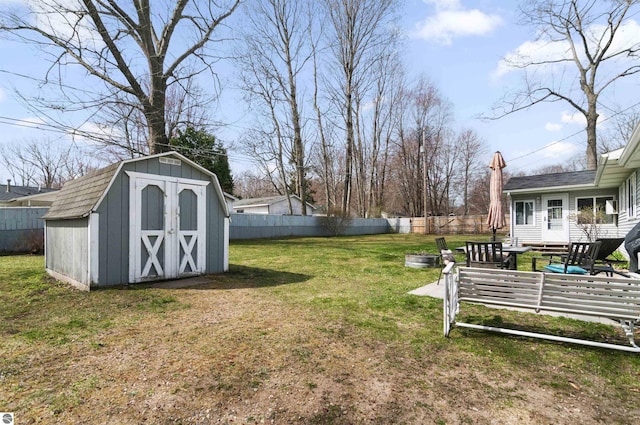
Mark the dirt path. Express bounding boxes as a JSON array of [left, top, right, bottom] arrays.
[[5, 278, 638, 424]]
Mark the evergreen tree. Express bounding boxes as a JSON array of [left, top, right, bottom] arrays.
[[170, 127, 234, 193]]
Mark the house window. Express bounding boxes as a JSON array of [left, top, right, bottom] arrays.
[[576, 196, 615, 224], [626, 172, 636, 219], [515, 200, 534, 225]]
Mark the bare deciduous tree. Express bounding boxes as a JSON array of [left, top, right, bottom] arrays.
[[234, 170, 281, 199], [350, 47, 399, 218], [0, 140, 94, 188], [599, 106, 640, 153], [93, 77, 213, 161], [386, 78, 457, 217], [1, 0, 240, 154], [322, 0, 397, 215], [236, 0, 312, 214], [456, 129, 487, 215], [492, 0, 640, 169]]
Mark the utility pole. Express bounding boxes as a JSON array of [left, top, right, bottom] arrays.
[[421, 131, 427, 234]]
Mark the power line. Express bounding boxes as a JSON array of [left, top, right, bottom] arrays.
[[0, 114, 259, 165], [507, 99, 640, 165], [0, 69, 108, 101]]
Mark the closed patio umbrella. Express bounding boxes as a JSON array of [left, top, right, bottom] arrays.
[[487, 151, 506, 241]]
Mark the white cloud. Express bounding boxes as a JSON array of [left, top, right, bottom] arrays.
[[494, 38, 572, 77], [413, 0, 503, 45], [495, 20, 640, 77], [543, 141, 579, 157], [543, 110, 606, 134], [561, 111, 585, 125], [559, 110, 606, 126], [545, 122, 562, 132], [67, 122, 122, 144], [24, 0, 103, 50]]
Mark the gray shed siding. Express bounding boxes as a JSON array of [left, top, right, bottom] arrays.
[[94, 157, 226, 286], [45, 218, 89, 288], [206, 188, 227, 272]]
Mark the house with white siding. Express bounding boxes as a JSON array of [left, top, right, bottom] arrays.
[[232, 195, 316, 215], [505, 124, 640, 246]]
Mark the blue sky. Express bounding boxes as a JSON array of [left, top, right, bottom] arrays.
[[401, 0, 639, 174], [1, 0, 639, 182]]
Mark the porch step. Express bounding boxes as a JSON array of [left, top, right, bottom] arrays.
[[522, 242, 569, 255]]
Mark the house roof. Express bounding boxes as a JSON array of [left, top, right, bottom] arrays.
[[233, 195, 315, 209], [224, 192, 239, 201], [504, 170, 596, 194], [43, 151, 230, 220], [501, 122, 640, 195], [5, 190, 60, 206], [234, 195, 289, 208], [42, 163, 120, 219], [0, 184, 57, 202]]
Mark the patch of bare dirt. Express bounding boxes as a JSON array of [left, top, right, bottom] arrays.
[[3, 280, 639, 424]]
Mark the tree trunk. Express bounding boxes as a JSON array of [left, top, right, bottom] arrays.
[[342, 88, 354, 215], [585, 107, 599, 170]]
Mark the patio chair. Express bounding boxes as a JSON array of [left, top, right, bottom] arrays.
[[465, 241, 510, 269], [532, 241, 601, 275], [435, 237, 455, 284], [592, 238, 628, 277]]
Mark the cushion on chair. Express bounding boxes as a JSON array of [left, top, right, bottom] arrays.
[[441, 249, 455, 264], [544, 264, 588, 274]]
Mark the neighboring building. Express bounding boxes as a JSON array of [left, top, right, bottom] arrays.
[[43, 152, 230, 291], [505, 124, 640, 244], [224, 192, 238, 213], [0, 182, 58, 206], [233, 195, 316, 215]]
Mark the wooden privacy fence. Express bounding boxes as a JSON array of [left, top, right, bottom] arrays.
[[409, 214, 511, 235]]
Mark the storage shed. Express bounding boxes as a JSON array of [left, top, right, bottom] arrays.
[[43, 152, 230, 290]]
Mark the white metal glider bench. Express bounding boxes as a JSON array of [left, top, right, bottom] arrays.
[[442, 264, 640, 352]]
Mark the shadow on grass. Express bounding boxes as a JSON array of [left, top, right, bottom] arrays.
[[142, 264, 311, 291], [454, 313, 634, 356]]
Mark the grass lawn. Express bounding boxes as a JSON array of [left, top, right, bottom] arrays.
[[1, 234, 639, 424]]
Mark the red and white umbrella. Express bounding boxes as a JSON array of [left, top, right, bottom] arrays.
[[486, 151, 506, 240]]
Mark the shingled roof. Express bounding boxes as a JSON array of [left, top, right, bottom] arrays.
[[504, 170, 596, 192], [233, 195, 291, 207], [0, 184, 57, 202], [42, 163, 120, 220], [233, 194, 316, 209]]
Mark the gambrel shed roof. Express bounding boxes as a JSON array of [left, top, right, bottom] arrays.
[[43, 152, 229, 221], [43, 163, 119, 220]]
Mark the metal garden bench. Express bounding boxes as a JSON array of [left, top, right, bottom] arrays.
[[442, 264, 640, 352]]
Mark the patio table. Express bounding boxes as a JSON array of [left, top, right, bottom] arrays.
[[456, 245, 531, 270]]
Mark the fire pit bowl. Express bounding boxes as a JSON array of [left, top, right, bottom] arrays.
[[405, 253, 440, 269]]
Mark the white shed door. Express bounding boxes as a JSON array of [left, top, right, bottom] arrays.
[[128, 172, 208, 283]]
